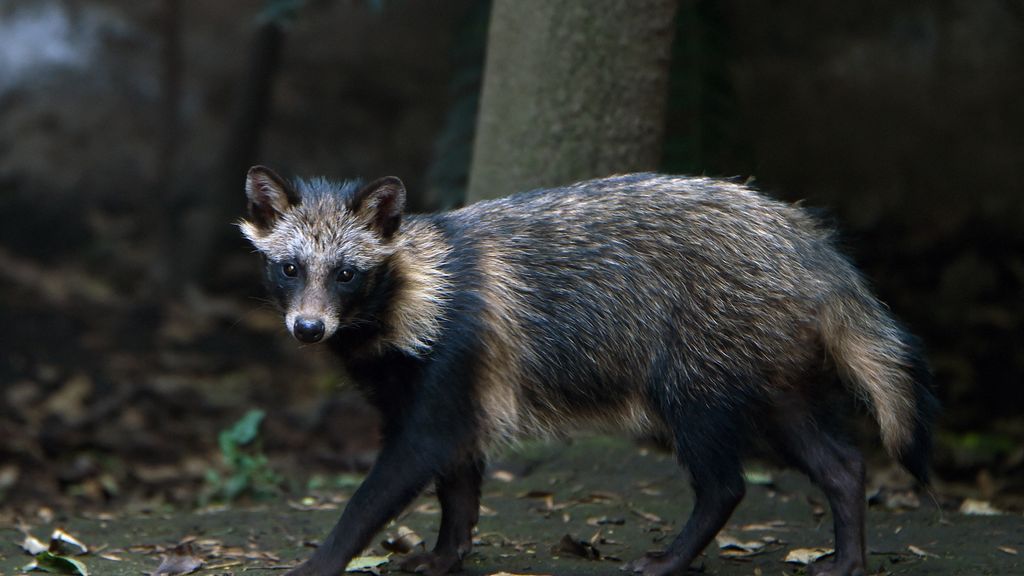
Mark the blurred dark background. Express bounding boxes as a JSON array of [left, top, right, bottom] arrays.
[[1, 0, 1021, 513]]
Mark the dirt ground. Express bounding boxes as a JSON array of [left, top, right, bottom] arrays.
[[3, 437, 1021, 576]]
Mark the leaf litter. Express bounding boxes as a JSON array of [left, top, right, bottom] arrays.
[[151, 542, 203, 576], [24, 551, 90, 576], [715, 533, 768, 559], [345, 554, 391, 574], [737, 520, 788, 531], [19, 528, 94, 576], [50, 529, 89, 555], [554, 534, 601, 560], [783, 547, 834, 565], [21, 534, 49, 555], [907, 544, 938, 558], [959, 498, 1003, 515], [629, 507, 663, 524], [381, 526, 425, 554]]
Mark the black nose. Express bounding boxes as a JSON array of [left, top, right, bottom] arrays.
[[293, 318, 325, 343]]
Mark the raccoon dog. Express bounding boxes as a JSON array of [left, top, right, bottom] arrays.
[[240, 167, 937, 576]]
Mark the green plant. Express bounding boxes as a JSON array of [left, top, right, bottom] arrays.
[[201, 409, 281, 505]]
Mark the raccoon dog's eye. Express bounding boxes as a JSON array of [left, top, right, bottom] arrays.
[[282, 263, 298, 277], [337, 267, 355, 283]]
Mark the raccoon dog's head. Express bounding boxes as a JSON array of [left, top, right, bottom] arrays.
[[239, 166, 406, 344]]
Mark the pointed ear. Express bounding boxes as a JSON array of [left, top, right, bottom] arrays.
[[351, 176, 406, 238], [244, 166, 299, 233]]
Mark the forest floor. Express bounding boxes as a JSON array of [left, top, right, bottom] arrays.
[[1, 244, 1023, 576], [3, 437, 1022, 576]]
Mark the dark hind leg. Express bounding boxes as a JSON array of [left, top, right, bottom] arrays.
[[399, 455, 483, 575], [772, 404, 867, 576], [627, 399, 748, 576]]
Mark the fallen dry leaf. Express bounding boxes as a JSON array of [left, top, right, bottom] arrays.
[[630, 508, 663, 523], [868, 488, 921, 510], [24, 551, 89, 576], [806, 496, 827, 519], [491, 470, 516, 482], [345, 554, 390, 574], [217, 545, 247, 558], [21, 534, 48, 555], [475, 532, 536, 551], [518, 490, 556, 511], [783, 547, 833, 565], [998, 546, 1018, 555], [555, 534, 600, 560], [44, 374, 93, 424], [738, 520, 787, 531], [288, 498, 340, 511], [716, 533, 766, 558], [152, 543, 203, 576], [959, 498, 1002, 515], [0, 463, 19, 493], [578, 491, 621, 503], [51, 529, 89, 555], [205, 561, 242, 570], [37, 507, 55, 523], [586, 516, 625, 526], [413, 502, 440, 515], [243, 550, 281, 562], [908, 545, 938, 558], [381, 526, 425, 554]]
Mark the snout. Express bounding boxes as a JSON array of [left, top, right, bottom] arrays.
[[293, 317, 326, 343]]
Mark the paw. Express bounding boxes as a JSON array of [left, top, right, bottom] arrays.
[[808, 559, 866, 576], [398, 551, 463, 575], [621, 552, 691, 576]]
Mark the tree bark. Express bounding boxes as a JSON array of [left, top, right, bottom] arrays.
[[467, 0, 679, 202]]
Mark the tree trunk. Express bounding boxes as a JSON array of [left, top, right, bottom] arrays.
[[467, 0, 679, 202]]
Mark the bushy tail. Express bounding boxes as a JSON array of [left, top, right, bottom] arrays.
[[820, 290, 939, 484]]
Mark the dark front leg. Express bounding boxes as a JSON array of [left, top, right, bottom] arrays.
[[400, 455, 484, 575], [286, 436, 455, 576]]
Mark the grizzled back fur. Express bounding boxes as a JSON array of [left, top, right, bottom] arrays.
[[446, 176, 920, 451]]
